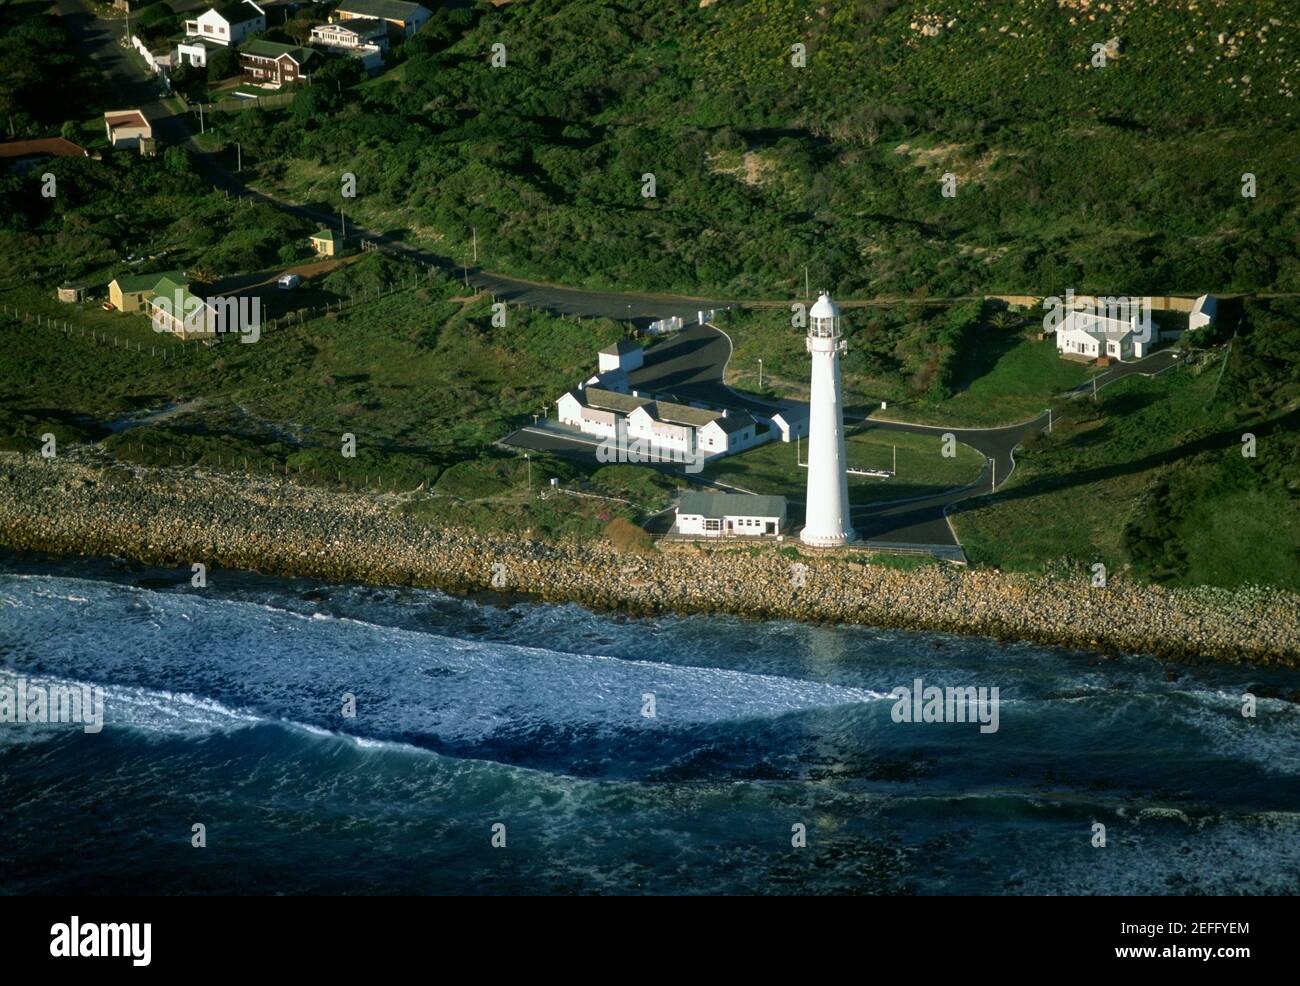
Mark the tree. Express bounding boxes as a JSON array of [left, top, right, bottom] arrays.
[[208, 46, 239, 81]]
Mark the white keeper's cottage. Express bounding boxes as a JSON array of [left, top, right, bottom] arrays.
[[674, 492, 787, 538]]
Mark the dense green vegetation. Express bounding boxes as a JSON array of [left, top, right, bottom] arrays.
[[0, 5, 102, 139], [225, 0, 1299, 298]]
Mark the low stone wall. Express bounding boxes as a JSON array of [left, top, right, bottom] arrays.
[[3, 455, 1297, 667]]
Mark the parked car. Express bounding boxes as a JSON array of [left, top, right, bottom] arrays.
[[277, 273, 301, 290]]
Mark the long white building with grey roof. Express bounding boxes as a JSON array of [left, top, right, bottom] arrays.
[[555, 385, 760, 461]]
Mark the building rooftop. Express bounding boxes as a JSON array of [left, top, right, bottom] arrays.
[[320, 16, 387, 36], [582, 386, 652, 414], [708, 411, 758, 434], [110, 270, 187, 294], [0, 137, 88, 160], [149, 276, 210, 314], [1062, 310, 1137, 342], [648, 400, 724, 428], [242, 39, 316, 63], [104, 110, 149, 130], [599, 339, 642, 357], [217, 2, 265, 25], [310, 228, 337, 242], [678, 491, 787, 520], [336, 0, 429, 20]]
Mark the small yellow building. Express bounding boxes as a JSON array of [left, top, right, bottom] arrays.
[[309, 228, 338, 257]]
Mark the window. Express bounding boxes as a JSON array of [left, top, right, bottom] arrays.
[[705, 519, 721, 531]]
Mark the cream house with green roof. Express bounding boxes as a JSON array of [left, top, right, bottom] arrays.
[[107, 270, 187, 313], [149, 276, 219, 339]]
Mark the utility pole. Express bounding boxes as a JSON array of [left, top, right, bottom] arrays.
[[804, 264, 809, 300], [991, 458, 996, 491], [758, 358, 763, 389], [236, 142, 241, 172], [1092, 376, 1098, 402], [340, 208, 346, 238], [471, 226, 477, 264], [524, 453, 531, 490], [1048, 408, 1052, 433], [198, 102, 204, 134], [893, 443, 896, 476]]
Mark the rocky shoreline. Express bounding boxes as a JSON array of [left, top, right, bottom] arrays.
[[4, 454, 1298, 667]]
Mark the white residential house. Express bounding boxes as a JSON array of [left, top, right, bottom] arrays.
[[184, 1, 266, 47], [311, 18, 390, 50], [598, 339, 645, 374], [104, 110, 151, 149], [764, 406, 810, 443], [1188, 294, 1218, 332], [1055, 310, 1151, 361], [309, 18, 387, 71], [674, 492, 787, 539]]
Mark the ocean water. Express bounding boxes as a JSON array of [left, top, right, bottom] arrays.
[[1, 555, 1298, 895]]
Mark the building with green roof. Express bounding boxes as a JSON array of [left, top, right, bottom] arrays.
[[107, 270, 187, 313]]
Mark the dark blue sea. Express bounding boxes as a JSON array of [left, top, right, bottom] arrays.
[[2, 555, 1298, 895]]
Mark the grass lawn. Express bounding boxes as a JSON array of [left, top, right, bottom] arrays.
[[700, 427, 985, 503], [897, 329, 1097, 426]]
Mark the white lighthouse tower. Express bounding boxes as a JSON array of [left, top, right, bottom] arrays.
[[800, 291, 856, 547]]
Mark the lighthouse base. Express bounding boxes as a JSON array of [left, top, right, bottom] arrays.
[[799, 527, 857, 548]]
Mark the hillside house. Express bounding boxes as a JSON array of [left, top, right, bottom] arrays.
[[333, 0, 431, 38], [185, 2, 266, 47], [240, 40, 317, 87], [107, 270, 188, 313], [674, 492, 786, 539], [104, 110, 151, 149], [311, 18, 390, 51], [309, 19, 387, 71]]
